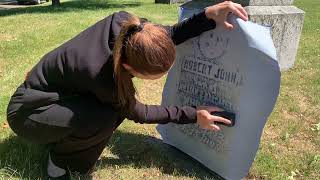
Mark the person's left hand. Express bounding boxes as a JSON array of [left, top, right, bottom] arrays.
[[205, 1, 248, 30]]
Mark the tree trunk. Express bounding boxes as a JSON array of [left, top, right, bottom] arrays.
[[52, 0, 60, 6]]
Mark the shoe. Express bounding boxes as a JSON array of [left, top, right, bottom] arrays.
[[48, 173, 71, 180], [46, 152, 71, 180]]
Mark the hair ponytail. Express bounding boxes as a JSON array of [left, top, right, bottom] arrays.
[[113, 16, 139, 107], [113, 14, 176, 107]]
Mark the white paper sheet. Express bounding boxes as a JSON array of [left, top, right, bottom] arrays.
[[157, 15, 281, 180]]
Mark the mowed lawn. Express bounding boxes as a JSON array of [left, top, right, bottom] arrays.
[[0, 0, 319, 179]]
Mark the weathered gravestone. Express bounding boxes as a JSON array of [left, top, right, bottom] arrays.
[[156, 14, 281, 180], [156, 1, 305, 178]]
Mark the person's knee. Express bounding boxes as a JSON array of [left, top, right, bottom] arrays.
[[8, 117, 71, 144]]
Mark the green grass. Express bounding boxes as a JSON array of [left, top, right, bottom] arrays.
[[0, 0, 319, 179]]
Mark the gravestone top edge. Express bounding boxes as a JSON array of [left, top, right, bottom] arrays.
[[180, 4, 305, 16], [180, 0, 295, 8], [245, 6, 305, 15]]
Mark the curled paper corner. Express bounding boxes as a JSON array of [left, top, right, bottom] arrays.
[[231, 15, 278, 63]]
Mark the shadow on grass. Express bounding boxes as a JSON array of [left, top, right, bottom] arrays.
[[102, 130, 224, 179], [0, 130, 224, 179], [0, 135, 48, 179], [0, 0, 141, 17]]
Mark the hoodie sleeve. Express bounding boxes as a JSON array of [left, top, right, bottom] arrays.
[[123, 98, 197, 124], [161, 11, 216, 45]]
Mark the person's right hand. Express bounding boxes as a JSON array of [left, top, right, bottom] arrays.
[[196, 106, 231, 131], [205, 1, 248, 30]]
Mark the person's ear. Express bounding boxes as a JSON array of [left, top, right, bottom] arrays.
[[122, 63, 133, 71]]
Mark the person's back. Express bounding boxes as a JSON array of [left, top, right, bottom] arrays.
[[24, 11, 129, 93]]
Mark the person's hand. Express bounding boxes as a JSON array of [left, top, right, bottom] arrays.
[[205, 1, 248, 30], [196, 106, 231, 131]]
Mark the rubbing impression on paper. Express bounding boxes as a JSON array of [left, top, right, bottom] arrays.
[[172, 32, 243, 152]]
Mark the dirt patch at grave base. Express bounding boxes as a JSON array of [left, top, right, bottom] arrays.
[[0, 33, 17, 41], [0, 56, 5, 79]]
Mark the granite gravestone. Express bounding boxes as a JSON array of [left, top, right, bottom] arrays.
[[157, 16, 281, 179]]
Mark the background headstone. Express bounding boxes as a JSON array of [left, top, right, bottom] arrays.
[[155, 0, 185, 4], [178, 0, 305, 70], [157, 16, 281, 179]]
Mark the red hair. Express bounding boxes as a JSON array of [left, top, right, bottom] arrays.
[[113, 15, 176, 107]]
